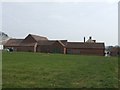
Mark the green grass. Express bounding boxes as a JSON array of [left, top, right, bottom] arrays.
[[2, 52, 118, 88]]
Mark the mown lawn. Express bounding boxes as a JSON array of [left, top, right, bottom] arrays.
[[2, 52, 118, 88]]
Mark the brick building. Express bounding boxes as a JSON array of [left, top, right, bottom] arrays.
[[4, 34, 105, 56]]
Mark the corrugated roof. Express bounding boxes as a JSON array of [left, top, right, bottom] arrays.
[[66, 42, 105, 49], [4, 39, 23, 46]]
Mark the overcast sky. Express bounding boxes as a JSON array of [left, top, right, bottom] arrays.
[[1, 0, 119, 46]]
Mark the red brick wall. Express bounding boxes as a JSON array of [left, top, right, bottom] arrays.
[[37, 41, 64, 53], [17, 46, 34, 52], [37, 45, 51, 53], [52, 41, 64, 53], [4, 46, 34, 52], [66, 48, 105, 56]]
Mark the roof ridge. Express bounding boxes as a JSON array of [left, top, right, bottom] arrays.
[[28, 34, 48, 41], [29, 34, 46, 38]]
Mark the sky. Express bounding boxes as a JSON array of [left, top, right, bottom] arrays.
[[1, 0, 119, 46]]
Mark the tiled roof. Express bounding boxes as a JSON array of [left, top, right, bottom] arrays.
[[37, 40, 67, 46], [30, 34, 48, 41], [4, 39, 23, 46]]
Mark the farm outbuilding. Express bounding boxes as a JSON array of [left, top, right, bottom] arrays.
[[4, 39, 23, 51], [4, 34, 48, 52], [4, 34, 105, 56], [21, 34, 48, 43], [37, 40, 66, 53], [65, 42, 105, 56]]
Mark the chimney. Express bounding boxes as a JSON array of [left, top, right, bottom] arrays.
[[84, 37, 85, 42], [89, 36, 92, 40]]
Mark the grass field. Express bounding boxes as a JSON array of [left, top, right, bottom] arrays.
[[2, 52, 118, 88]]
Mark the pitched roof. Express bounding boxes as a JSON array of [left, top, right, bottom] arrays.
[[66, 42, 105, 49], [4, 39, 23, 46], [29, 34, 48, 41], [37, 40, 67, 46]]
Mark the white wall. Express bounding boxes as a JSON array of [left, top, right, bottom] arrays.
[[0, 45, 3, 50]]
